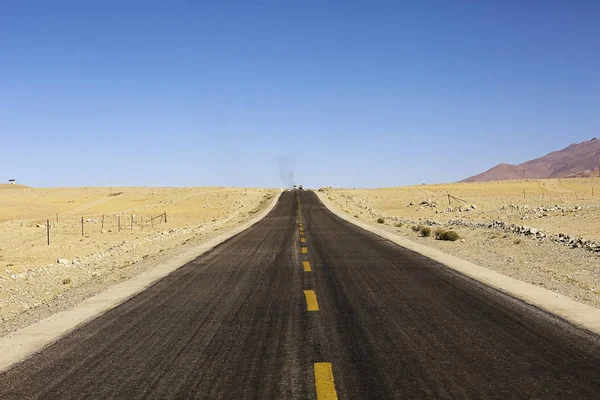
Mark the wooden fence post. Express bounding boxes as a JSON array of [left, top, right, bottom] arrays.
[[118, 216, 121, 232], [47, 219, 50, 245], [164, 212, 167, 223], [81, 216, 84, 237]]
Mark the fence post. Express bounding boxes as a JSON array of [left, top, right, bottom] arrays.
[[131, 215, 134, 230], [81, 216, 84, 237], [118, 216, 121, 232], [101, 214, 104, 231], [47, 219, 50, 245], [164, 212, 167, 223]]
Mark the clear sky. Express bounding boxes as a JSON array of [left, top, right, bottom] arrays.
[[1, 1, 599, 188]]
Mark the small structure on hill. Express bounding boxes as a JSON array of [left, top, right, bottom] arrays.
[[8, 179, 16, 185]]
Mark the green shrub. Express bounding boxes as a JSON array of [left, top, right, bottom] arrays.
[[434, 227, 447, 239], [377, 218, 385, 224], [438, 230, 460, 241], [394, 222, 403, 227], [420, 226, 431, 237]]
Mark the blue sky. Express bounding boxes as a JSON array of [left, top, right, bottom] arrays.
[[1, 1, 598, 188]]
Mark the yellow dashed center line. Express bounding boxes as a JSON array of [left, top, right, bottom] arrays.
[[303, 261, 312, 272], [298, 195, 338, 399], [314, 362, 338, 399], [303, 290, 319, 311]]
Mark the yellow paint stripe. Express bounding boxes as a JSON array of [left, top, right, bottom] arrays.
[[303, 290, 319, 311], [300, 237, 306, 243], [303, 261, 312, 272], [301, 247, 308, 254], [314, 362, 338, 400]]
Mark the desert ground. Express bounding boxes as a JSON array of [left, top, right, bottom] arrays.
[[0, 185, 277, 335], [322, 178, 600, 308]]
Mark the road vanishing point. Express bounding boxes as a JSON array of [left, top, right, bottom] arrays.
[[1, 191, 600, 399]]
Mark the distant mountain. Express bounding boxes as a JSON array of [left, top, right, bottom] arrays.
[[461, 138, 600, 182]]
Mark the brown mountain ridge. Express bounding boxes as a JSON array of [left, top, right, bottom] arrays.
[[461, 138, 600, 182]]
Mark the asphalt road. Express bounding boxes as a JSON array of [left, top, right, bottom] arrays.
[[1, 190, 600, 399]]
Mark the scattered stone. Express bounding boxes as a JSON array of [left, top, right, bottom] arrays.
[[57, 259, 71, 265]]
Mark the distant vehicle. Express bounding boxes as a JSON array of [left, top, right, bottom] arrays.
[[298, 185, 303, 190], [292, 185, 298, 190]]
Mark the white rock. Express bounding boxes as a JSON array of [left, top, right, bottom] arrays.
[[57, 259, 71, 265]]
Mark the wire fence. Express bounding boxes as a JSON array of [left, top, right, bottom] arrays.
[[3, 206, 250, 256], [5, 212, 169, 248]]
